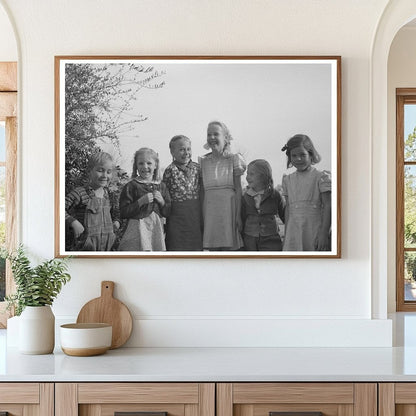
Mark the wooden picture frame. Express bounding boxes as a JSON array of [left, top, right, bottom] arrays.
[[55, 56, 341, 258]]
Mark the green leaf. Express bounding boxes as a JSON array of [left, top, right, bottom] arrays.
[[5, 245, 71, 316]]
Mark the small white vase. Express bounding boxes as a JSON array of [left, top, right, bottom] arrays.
[[19, 305, 55, 354]]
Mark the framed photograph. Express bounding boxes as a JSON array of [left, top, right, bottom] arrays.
[[55, 56, 341, 258]]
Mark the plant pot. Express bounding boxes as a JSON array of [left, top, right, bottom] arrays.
[[19, 305, 55, 354]]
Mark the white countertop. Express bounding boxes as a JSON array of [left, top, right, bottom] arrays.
[[2, 345, 416, 382], [3, 313, 416, 382]]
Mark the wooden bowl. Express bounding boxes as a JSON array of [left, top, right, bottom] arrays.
[[60, 323, 112, 356]]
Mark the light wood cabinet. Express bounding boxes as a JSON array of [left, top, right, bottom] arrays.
[[0, 380, 410, 415], [0, 383, 53, 415], [55, 383, 215, 416], [217, 383, 377, 416], [379, 383, 416, 416]]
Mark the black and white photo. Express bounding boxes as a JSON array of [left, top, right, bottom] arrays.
[[55, 56, 341, 258]]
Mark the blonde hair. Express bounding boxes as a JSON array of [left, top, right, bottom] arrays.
[[87, 151, 114, 172], [204, 120, 233, 154], [132, 147, 160, 182]]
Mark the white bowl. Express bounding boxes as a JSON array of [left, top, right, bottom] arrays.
[[60, 323, 112, 356]]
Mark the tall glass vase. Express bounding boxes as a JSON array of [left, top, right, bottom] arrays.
[[18, 305, 55, 354]]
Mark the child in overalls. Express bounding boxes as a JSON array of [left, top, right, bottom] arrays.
[[65, 152, 120, 251]]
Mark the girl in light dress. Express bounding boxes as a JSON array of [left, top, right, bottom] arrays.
[[199, 121, 246, 250], [118, 147, 171, 251], [281, 134, 331, 251], [241, 159, 285, 251], [162, 135, 203, 251], [65, 151, 120, 251]]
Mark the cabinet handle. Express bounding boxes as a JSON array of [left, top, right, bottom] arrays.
[[270, 413, 323, 416], [115, 412, 167, 416]]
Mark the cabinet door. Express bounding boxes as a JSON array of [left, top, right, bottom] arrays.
[[55, 383, 215, 416], [0, 383, 53, 415], [379, 383, 416, 416], [217, 383, 377, 416]]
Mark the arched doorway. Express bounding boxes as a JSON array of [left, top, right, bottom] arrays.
[[371, 0, 416, 318], [0, 0, 18, 327]]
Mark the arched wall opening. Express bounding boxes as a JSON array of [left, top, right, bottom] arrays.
[[387, 18, 416, 313], [371, 0, 416, 318], [0, 0, 18, 327]]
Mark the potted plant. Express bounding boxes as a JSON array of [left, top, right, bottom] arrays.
[[4, 245, 71, 354]]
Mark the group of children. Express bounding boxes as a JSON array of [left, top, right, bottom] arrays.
[[65, 121, 332, 252]]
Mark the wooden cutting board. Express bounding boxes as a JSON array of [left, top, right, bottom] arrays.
[[76, 281, 133, 349]]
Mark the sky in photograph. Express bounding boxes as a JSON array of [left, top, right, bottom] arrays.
[[91, 60, 335, 187], [405, 104, 416, 138], [64, 59, 336, 188]]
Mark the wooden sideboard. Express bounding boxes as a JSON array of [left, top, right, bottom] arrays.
[[1, 381, 416, 415], [0, 383, 53, 415]]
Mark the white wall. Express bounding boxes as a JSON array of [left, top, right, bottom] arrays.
[[0, 2, 16, 61], [0, 0, 394, 347], [387, 26, 416, 312]]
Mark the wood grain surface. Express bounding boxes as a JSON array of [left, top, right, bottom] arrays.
[[61, 346, 110, 357], [0, 62, 17, 92], [76, 281, 133, 348]]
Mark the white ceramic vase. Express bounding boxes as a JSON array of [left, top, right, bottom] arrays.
[[18, 305, 55, 354]]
